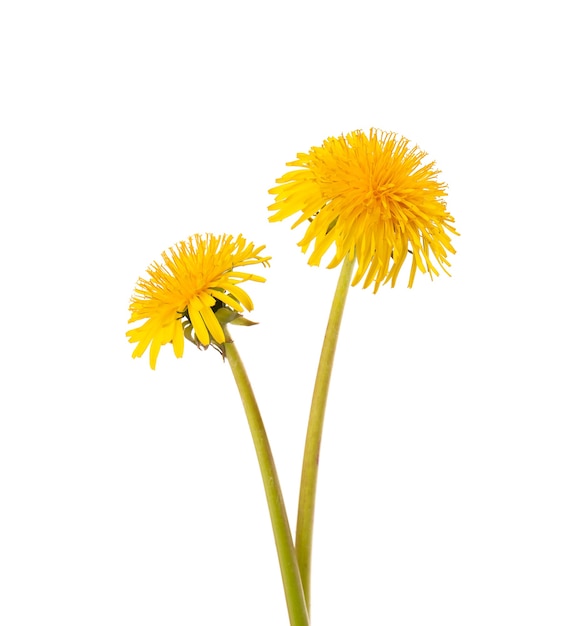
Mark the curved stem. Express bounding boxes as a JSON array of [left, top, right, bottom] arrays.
[[223, 329, 309, 626], [295, 256, 354, 612]]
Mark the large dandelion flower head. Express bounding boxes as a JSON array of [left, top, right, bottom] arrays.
[[268, 128, 458, 291], [127, 233, 270, 369]]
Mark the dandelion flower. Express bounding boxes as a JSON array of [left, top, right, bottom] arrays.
[[127, 233, 270, 369], [268, 128, 458, 291]]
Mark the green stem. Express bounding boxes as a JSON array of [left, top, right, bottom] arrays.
[[223, 329, 309, 626], [295, 256, 354, 612]]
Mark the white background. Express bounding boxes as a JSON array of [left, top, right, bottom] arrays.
[[1, 1, 586, 625]]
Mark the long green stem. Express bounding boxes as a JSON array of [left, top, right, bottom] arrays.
[[295, 256, 354, 612], [223, 329, 309, 626]]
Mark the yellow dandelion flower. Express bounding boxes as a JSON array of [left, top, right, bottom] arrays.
[[127, 233, 270, 369], [268, 128, 458, 291]]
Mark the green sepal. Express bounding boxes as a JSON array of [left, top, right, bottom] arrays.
[[230, 316, 258, 327], [179, 304, 258, 360], [214, 307, 258, 328], [214, 307, 240, 325]]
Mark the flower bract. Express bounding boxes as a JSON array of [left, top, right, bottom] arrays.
[[268, 128, 458, 291], [127, 234, 270, 369]]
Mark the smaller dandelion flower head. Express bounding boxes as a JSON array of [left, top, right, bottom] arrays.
[[127, 233, 270, 369], [268, 128, 458, 291]]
